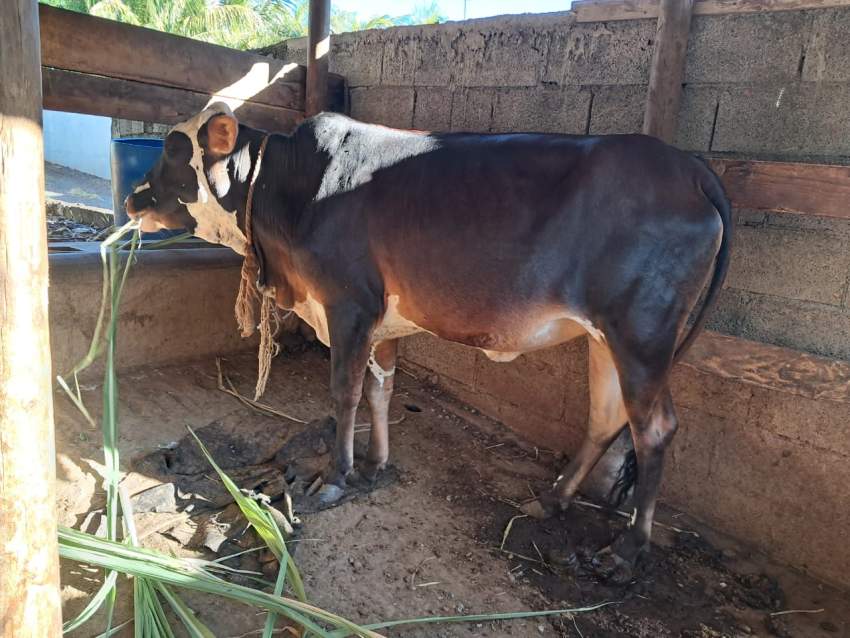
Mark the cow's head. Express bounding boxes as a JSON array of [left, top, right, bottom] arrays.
[[125, 103, 251, 254]]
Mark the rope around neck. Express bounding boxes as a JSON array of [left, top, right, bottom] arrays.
[[234, 134, 277, 400]]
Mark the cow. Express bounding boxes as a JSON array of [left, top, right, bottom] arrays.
[[126, 102, 731, 583]]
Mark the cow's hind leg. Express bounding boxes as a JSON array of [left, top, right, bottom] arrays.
[[592, 378, 678, 585], [360, 339, 398, 482], [522, 338, 628, 519]]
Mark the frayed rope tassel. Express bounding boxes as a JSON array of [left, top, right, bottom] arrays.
[[234, 249, 279, 401]]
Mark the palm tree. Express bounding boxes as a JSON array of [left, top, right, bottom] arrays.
[[41, 0, 446, 47], [41, 0, 305, 49]]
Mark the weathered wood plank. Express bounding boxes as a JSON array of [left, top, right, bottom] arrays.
[[307, 0, 331, 116], [38, 4, 346, 119], [643, 0, 694, 143], [0, 1, 63, 635], [710, 159, 850, 220], [42, 68, 305, 132], [574, 0, 850, 22], [39, 4, 306, 111]]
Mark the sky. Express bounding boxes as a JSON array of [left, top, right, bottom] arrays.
[[332, 0, 574, 22]]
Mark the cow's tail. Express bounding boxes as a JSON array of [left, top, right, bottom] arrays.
[[672, 166, 733, 365]]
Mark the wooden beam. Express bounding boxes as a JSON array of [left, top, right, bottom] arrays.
[[38, 4, 346, 123], [573, 0, 850, 22], [307, 0, 331, 116], [710, 159, 850, 220], [0, 1, 63, 636], [39, 5, 305, 111], [643, 0, 694, 143], [42, 68, 305, 132]]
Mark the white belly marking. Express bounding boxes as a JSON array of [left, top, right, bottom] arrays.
[[482, 350, 521, 362], [292, 294, 330, 346], [372, 295, 425, 342]]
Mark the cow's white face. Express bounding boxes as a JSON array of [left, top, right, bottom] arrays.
[[125, 104, 248, 254]]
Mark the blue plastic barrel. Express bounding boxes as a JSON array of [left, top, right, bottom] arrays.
[[110, 137, 185, 239]]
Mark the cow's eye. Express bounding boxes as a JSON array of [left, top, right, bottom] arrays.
[[180, 183, 187, 189]]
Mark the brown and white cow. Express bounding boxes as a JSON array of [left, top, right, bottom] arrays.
[[127, 103, 731, 583]]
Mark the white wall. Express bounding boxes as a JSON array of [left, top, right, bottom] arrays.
[[43, 111, 112, 180]]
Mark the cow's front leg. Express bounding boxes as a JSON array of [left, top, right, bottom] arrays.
[[317, 306, 374, 506], [361, 339, 398, 482]]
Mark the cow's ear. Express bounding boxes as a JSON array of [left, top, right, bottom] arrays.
[[205, 113, 239, 158]]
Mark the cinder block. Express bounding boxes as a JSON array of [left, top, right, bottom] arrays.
[[750, 389, 850, 457], [413, 27, 456, 86], [726, 225, 850, 306], [382, 28, 420, 86], [765, 211, 850, 239], [804, 8, 850, 82], [708, 288, 850, 361], [675, 85, 718, 152], [661, 405, 725, 513], [452, 24, 548, 88], [710, 424, 850, 563], [270, 36, 308, 66], [330, 31, 383, 87], [401, 333, 477, 387], [450, 88, 495, 132], [588, 85, 645, 135], [712, 83, 850, 157], [473, 350, 567, 421], [685, 12, 805, 84], [670, 364, 753, 423], [413, 87, 452, 132], [349, 87, 414, 129], [495, 399, 584, 454], [544, 20, 655, 86], [491, 87, 590, 134]]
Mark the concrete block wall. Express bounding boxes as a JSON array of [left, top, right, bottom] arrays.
[[111, 118, 171, 139], [49, 248, 253, 377], [270, 9, 850, 159], [267, 8, 850, 362], [710, 211, 850, 360]]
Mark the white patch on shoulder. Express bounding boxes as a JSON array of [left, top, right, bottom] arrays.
[[170, 107, 247, 255], [292, 293, 330, 347], [133, 181, 150, 194], [372, 295, 424, 342]]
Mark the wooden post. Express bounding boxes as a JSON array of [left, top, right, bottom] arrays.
[[306, 0, 331, 117], [0, 1, 63, 635], [642, 0, 695, 143]]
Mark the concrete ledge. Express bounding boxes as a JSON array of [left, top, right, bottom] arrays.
[[399, 330, 850, 588], [49, 247, 253, 377]]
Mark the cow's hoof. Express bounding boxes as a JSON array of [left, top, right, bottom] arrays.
[[316, 483, 345, 506], [358, 460, 385, 484], [548, 547, 578, 568], [590, 546, 633, 584], [590, 542, 645, 585], [520, 492, 562, 519]]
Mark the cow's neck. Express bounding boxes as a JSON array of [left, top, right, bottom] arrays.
[[225, 119, 331, 307]]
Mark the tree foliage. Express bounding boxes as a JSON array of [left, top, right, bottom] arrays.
[[41, 0, 447, 50]]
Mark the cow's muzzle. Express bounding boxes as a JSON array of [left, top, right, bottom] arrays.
[[124, 195, 161, 232]]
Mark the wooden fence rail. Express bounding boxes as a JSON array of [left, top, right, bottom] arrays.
[[40, 5, 345, 131]]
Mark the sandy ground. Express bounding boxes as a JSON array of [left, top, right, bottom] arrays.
[[46, 162, 113, 210], [54, 345, 850, 638]]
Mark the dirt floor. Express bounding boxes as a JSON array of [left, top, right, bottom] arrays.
[[54, 344, 850, 638]]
